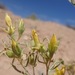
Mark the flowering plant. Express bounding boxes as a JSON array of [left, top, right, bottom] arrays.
[[0, 14, 65, 75]]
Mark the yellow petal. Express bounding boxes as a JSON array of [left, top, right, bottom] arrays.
[[32, 29, 36, 37], [60, 66, 65, 75], [55, 68, 61, 75], [50, 34, 57, 45]]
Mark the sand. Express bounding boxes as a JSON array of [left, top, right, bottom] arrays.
[[0, 9, 75, 75]]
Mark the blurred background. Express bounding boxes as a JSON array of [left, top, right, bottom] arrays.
[[0, 0, 75, 28]]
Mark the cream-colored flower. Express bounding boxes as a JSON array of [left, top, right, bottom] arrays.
[[5, 13, 12, 27]]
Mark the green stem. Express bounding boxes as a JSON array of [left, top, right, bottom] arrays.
[[46, 60, 51, 75], [33, 66, 35, 75], [12, 58, 24, 74]]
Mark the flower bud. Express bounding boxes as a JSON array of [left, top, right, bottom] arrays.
[[6, 50, 15, 58], [29, 54, 36, 66], [60, 66, 65, 75], [12, 39, 17, 47], [53, 66, 65, 75], [18, 19, 25, 38], [50, 34, 57, 45], [55, 68, 61, 75], [32, 29, 40, 47], [5, 13, 12, 27], [48, 34, 58, 56], [12, 39, 21, 57], [7, 26, 15, 35]]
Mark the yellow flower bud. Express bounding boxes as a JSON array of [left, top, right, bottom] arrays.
[[5, 13, 12, 27], [32, 29, 36, 36], [53, 73, 57, 75], [54, 66, 65, 75], [55, 68, 61, 75], [32, 29, 40, 46], [48, 34, 58, 56], [50, 34, 57, 46], [60, 66, 65, 75]]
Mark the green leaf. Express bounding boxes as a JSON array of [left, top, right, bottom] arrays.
[[49, 59, 64, 71]]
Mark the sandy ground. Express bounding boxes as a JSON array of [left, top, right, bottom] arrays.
[[0, 9, 75, 75]]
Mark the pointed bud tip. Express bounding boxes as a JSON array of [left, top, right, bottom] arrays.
[[50, 34, 57, 44], [12, 39, 17, 47], [5, 13, 12, 26], [32, 29, 36, 35]]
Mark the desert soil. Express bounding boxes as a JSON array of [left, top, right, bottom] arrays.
[[0, 9, 75, 75]]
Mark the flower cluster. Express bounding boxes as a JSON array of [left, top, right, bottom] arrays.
[[0, 14, 65, 75]]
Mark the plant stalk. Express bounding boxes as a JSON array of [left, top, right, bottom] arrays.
[[46, 60, 51, 75], [46, 64, 49, 75], [17, 58, 30, 75], [33, 66, 35, 75]]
